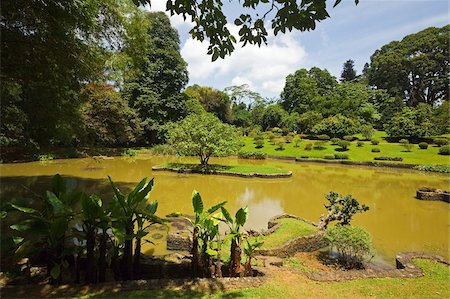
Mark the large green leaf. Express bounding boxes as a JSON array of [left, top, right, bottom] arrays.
[[207, 200, 227, 215], [146, 200, 158, 214], [220, 207, 233, 224], [46, 191, 66, 215], [11, 219, 38, 232], [235, 207, 248, 227], [51, 174, 65, 196], [192, 190, 203, 214], [11, 204, 38, 214]]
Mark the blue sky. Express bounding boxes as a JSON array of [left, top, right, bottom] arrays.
[[148, 0, 449, 98]]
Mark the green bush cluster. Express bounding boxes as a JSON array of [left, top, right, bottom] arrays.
[[433, 138, 448, 147], [371, 139, 379, 145], [418, 142, 428, 149], [438, 145, 450, 155], [371, 148, 381, 153], [313, 141, 326, 150], [337, 140, 350, 151], [331, 138, 340, 145], [238, 151, 267, 160], [334, 153, 349, 160], [414, 164, 450, 173], [317, 134, 330, 140], [357, 141, 364, 147], [374, 156, 403, 161]]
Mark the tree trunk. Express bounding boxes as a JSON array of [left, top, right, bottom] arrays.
[[133, 237, 141, 279], [75, 253, 81, 284], [98, 232, 107, 283], [85, 229, 97, 284], [123, 224, 134, 280], [229, 239, 242, 277], [215, 251, 222, 278], [191, 228, 200, 277]]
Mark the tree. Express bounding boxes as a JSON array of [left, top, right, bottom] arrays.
[[384, 104, 436, 138], [133, 0, 360, 61], [1, 0, 126, 146], [231, 103, 252, 128], [340, 59, 357, 82], [185, 85, 232, 123], [362, 63, 370, 77], [80, 84, 142, 146], [312, 114, 359, 138], [369, 25, 449, 106], [122, 12, 188, 143], [433, 101, 450, 134], [261, 105, 289, 131], [280, 68, 336, 114], [224, 84, 263, 104], [167, 113, 241, 165]]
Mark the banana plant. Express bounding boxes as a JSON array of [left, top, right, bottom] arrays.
[[108, 176, 164, 280], [243, 237, 264, 276], [10, 174, 82, 284], [221, 206, 248, 277], [186, 191, 226, 277]]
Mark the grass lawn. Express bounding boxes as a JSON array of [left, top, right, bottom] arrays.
[[157, 162, 290, 175], [259, 218, 318, 249], [80, 258, 449, 298], [241, 132, 450, 165]]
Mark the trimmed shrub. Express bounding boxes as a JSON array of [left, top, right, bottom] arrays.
[[238, 151, 267, 160], [331, 137, 340, 145], [285, 135, 293, 143], [371, 148, 380, 153], [323, 154, 335, 160], [275, 139, 285, 150], [325, 225, 375, 269], [360, 124, 375, 140], [254, 139, 264, 148], [438, 145, 450, 155], [334, 153, 349, 160], [337, 140, 350, 151], [399, 139, 413, 152], [371, 139, 379, 145], [357, 141, 364, 147], [343, 135, 354, 141], [272, 127, 282, 136], [414, 164, 450, 173], [317, 134, 331, 140], [313, 141, 326, 150], [293, 136, 301, 148], [304, 143, 312, 151], [374, 156, 403, 161], [418, 142, 428, 149], [433, 138, 448, 147]]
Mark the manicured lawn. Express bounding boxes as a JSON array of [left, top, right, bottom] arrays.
[[259, 218, 318, 249], [157, 163, 290, 175], [81, 259, 449, 298], [241, 133, 450, 165]]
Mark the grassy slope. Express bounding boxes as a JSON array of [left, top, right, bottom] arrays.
[[159, 163, 290, 175], [241, 132, 450, 165], [83, 259, 450, 298], [259, 218, 318, 249]]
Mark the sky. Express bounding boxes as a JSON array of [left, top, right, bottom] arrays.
[[146, 0, 449, 98]]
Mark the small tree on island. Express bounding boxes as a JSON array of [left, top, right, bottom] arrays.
[[167, 113, 241, 165]]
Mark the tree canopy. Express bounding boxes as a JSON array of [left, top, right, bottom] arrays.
[[185, 85, 232, 123], [368, 25, 449, 106], [340, 59, 357, 82]]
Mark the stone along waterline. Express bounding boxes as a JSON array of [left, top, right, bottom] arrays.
[[0, 155, 448, 262]]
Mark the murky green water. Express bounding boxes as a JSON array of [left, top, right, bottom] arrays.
[[1, 156, 449, 262]]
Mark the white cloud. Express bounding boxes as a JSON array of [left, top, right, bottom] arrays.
[[181, 26, 308, 96]]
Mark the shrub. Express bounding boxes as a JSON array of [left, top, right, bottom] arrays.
[[371, 148, 380, 153], [304, 143, 312, 151], [293, 136, 301, 147], [248, 128, 261, 138], [323, 154, 335, 160], [374, 156, 403, 161], [399, 139, 413, 152], [272, 127, 282, 136], [275, 139, 285, 150], [334, 153, 349, 160], [238, 151, 267, 160], [267, 132, 276, 142], [313, 141, 326, 150], [360, 124, 375, 140], [357, 141, 364, 147], [312, 114, 358, 137], [343, 135, 353, 141], [438, 145, 450, 155], [325, 225, 375, 269], [317, 134, 330, 140], [434, 138, 448, 147], [337, 140, 350, 151], [151, 144, 176, 155], [122, 148, 138, 157], [371, 139, 379, 145], [300, 155, 309, 159], [254, 139, 264, 148], [418, 142, 428, 149], [331, 138, 340, 145], [414, 164, 450, 173], [285, 135, 293, 143]]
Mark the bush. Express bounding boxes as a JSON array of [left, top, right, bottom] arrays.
[[122, 148, 138, 157], [337, 140, 350, 151], [275, 139, 285, 150], [151, 144, 177, 155], [334, 153, 349, 160], [399, 139, 413, 152], [267, 132, 276, 142], [323, 154, 335, 160], [414, 164, 450, 173], [254, 139, 264, 148], [312, 114, 358, 137], [343, 135, 354, 141], [317, 134, 330, 140], [438, 145, 450, 155], [313, 141, 326, 150], [304, 143, 312, 151], [331, 138, 340, 145], [418, 142, 428, 149], [371, 148, 380, 153], [293, 136, 301, 148], [248, 128, 261, 138], [272, 127, 282, 136], [374, 156, 403, 161], [325, 225, 375, 269], [238, 151, 267, 160], [357, 141, 364, 147], [285, 135, 293, 143], [300, 155, 309, 159], [434, 138, 448, 147], [371, 139, 379, 145], [360, 124, 375, 140]]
